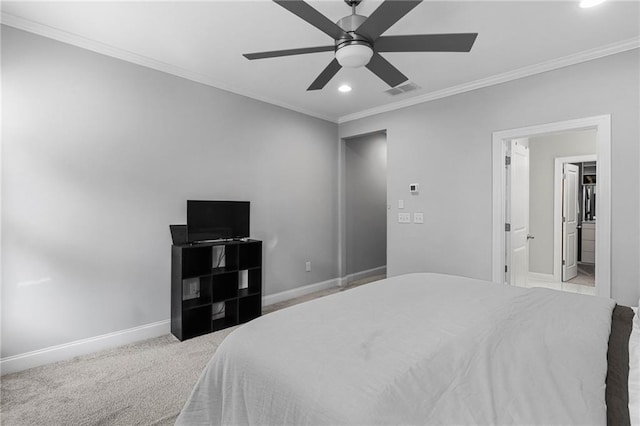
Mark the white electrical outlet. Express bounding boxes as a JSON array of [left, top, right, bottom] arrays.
[[305, 261, 311, 272], [398, 212, 411, 223], [413, 212, 424, 224]]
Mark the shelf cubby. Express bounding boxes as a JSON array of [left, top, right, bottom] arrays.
[[181, 245, 212, 278], [239, 243, 262, 270], [222, 244, 239, 270], [181, 306, 212, 339], [212, 298, 239, 332], [247, 268, 261, 294], [182, 276, 212, 310], [239, 295, 261, 324], [212, 272, 239, 302]]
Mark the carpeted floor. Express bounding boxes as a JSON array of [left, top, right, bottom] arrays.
[[0, 275, 384, 426]]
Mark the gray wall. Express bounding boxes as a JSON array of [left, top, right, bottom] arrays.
[[339, 49, 640, 306], [344, 132, 387, 276], [528, 130, 596, 275], [1, 26, 339, 358], [3, 24, 639, 362]]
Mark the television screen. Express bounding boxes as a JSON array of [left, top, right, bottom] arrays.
[[187, 200, 250, 242]]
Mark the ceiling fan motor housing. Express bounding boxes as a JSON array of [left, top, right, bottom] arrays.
[[336, 14, 370, 46]]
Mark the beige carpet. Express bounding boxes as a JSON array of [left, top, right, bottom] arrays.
[[0, 275, 384, 426]]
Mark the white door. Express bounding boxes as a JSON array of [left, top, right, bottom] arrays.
[[562, 163, 579, 281], [507, 139, 530, 287]]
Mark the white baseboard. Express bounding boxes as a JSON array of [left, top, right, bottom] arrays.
[[264, 266, 387, 305], [341, 266, 386, 286], [262, 277, 340, 307], [528, 272, 556, 282], [0, 319, 170, 376]]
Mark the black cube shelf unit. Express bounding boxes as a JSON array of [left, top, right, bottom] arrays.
[[171, 239, 262, 341]]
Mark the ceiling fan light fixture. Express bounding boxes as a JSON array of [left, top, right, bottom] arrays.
[[335, 43, 373, 68], [338, 84, 352, 93]]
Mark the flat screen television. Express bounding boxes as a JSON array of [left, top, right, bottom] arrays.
[[187, 200, 250, 242]]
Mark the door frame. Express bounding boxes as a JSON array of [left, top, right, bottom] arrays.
[[492, 115, 611, 298], [554, 154, 596, 282], [338, 129, 388, 286]]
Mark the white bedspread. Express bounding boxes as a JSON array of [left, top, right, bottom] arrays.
[[177, 273, 616, 425]]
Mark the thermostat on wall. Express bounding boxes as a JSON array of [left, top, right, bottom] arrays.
[[410, 183, 419, 194]]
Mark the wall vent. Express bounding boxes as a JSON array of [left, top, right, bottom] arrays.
[[385, 82, 421, 96]]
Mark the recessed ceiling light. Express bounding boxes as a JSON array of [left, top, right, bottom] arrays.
[[338, 84, 352, 93], [579, 0, 606, 8]]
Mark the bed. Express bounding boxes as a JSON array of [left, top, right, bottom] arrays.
[[176, 272, 639, 425]]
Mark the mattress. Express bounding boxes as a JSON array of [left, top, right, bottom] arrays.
[[177, 272, 634, 425]]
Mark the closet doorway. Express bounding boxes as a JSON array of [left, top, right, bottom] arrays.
[[555, 156, 597, 287]]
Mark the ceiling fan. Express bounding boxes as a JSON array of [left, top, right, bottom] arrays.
[[243, 0, 478, 91]]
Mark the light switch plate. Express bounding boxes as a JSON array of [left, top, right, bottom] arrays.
[[398, 212, 411, 223], [398, 199, 404, 209], [413, 212, 424, 224]]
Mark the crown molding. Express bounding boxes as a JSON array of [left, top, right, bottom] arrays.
[[338, 37, 640, 124], [3, 12, 637, 126], [0, 12, 338, 124]]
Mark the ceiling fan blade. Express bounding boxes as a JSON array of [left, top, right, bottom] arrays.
[[375, 33, 478, 52], [366, 53, 408, 88], [273, 0, 351, 41], [308, 59, 342, 91], [356, 0, 422, 41], [244, 45, 335, 60]]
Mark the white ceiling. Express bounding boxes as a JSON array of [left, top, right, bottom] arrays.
[[2, 1, 639, 122]]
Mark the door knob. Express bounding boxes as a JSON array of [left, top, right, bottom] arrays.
[[527, 234, 535, 240]]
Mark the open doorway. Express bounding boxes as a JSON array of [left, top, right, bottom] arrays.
[[492, 115, 611, 298], [520, 131, 598, 296], [340, 131, 387, 286]]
